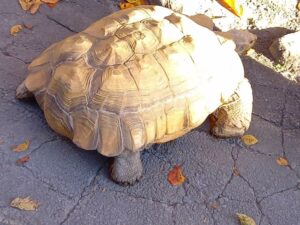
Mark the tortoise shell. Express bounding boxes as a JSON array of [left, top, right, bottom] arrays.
[[23, 5, 244, 157]]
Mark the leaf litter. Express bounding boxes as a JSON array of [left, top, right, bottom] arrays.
[[10, 197, 39, 211], [11, 140, 30, 152], [167, 165, 186, 186]]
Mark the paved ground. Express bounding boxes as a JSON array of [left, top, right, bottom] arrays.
[[1, 1, 300, 225]]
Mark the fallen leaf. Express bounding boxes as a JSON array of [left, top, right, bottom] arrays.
[[19, 0, 35, 11], [119, 2, 135, 9], [41, 0, 59, 3], [241, 134, 258, 146], [167, 165, 186, 186], [236, 213, 256, 225], [276, 156, 289, 166], [41, 0, 59, 8], [233, 166, 240, 176], [19, 0, 41, 14], [297, 2, 300, 10], [24, 24, 33, 29], [45, 2, 57, 8], [30, 0, 41, 14], [16, 155, 30, 165], [10, 197, 38, 211], [210, 200, 220, 209], [11, 140, 30, 152], [0, 139, 4, 145], [126, 0, 145, 4], [10, 24, 23, 36], [217, 0, 244, 17]]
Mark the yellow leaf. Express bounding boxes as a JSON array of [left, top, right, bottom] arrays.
[[11, 140, 30, 152], [167, 165, 186, 186], [19, 0, 34, 11], [297, 2, 300, 10], [10, 197, 38, 211], [236, 213, 256, 225], [276, 156, 289, 166], [119, 2, 135, 9], [126, 0, 138, 3], [217, 0, 244, 17], [10, 25, 23, 36], [19, 0, 41, 14], [41, 0, 59, 8], [30, 0, 41, 14], [241, 134, 258, 146]]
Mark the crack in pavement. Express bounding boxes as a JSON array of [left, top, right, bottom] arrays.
[[280, 90, 300, 180], [23, 165, 73, 200], [59, 166, 103, 225], [45, 15, 78, 33], [27, 136, 58, 156], [252, 113, 281, 127], [206, 146, 236, 225], [0, 48, 30, 64]]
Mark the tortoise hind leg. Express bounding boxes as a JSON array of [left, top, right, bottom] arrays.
[[110, 149, 143, 185], [16, 81, 33, 99], [210, 78, 253, 137]]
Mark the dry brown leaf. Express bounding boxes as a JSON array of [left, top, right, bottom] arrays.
[[41, 0, 59, 8], [236, 213, 256, 225], [167, 165, 186, 186], [19, 0, 35, 11], [10, 197, 38, 211], [119, 2, 135, 9], [0, 139, 4, 145], [241, 134, 258, 146], [45, 2, 57, 8], [210, 200, 220, 209], [30, 0, 41, 14], [119, 0, 148, 9], [233, 166, 240, 176], [276, 156, 289, 166], [11, 140, 30, 152], [41, 0, 59, 3], [217, 0, 244, 17], [16, 155, 30, 165], [19, 0, 41, 14], [24, 24, 33, 29], [10, 24, 23, 36]]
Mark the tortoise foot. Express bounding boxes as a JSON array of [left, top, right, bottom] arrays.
[[110, 150, 143, 185], [210, 78, 253, 138], [16, 82, 33, 99]]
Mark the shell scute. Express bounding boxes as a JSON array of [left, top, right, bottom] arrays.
[[29, 34, 94, 70], [71, 108, 99, 150], [88, 37, 134, 66], [121, 114, 145, 151], [48, 58, 95, 112], [98, 112, 123, 157]]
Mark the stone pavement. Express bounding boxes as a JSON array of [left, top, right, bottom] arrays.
[[1, 1, 300, 225]]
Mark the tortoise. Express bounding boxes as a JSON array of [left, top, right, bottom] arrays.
[[16, 5, 253, 185]]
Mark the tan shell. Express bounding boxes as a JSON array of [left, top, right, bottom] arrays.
[[23, 6, 244, 157]]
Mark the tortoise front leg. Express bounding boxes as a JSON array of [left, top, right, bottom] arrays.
[[110, 149, 143, 185], [210, 78, 253, 137]]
